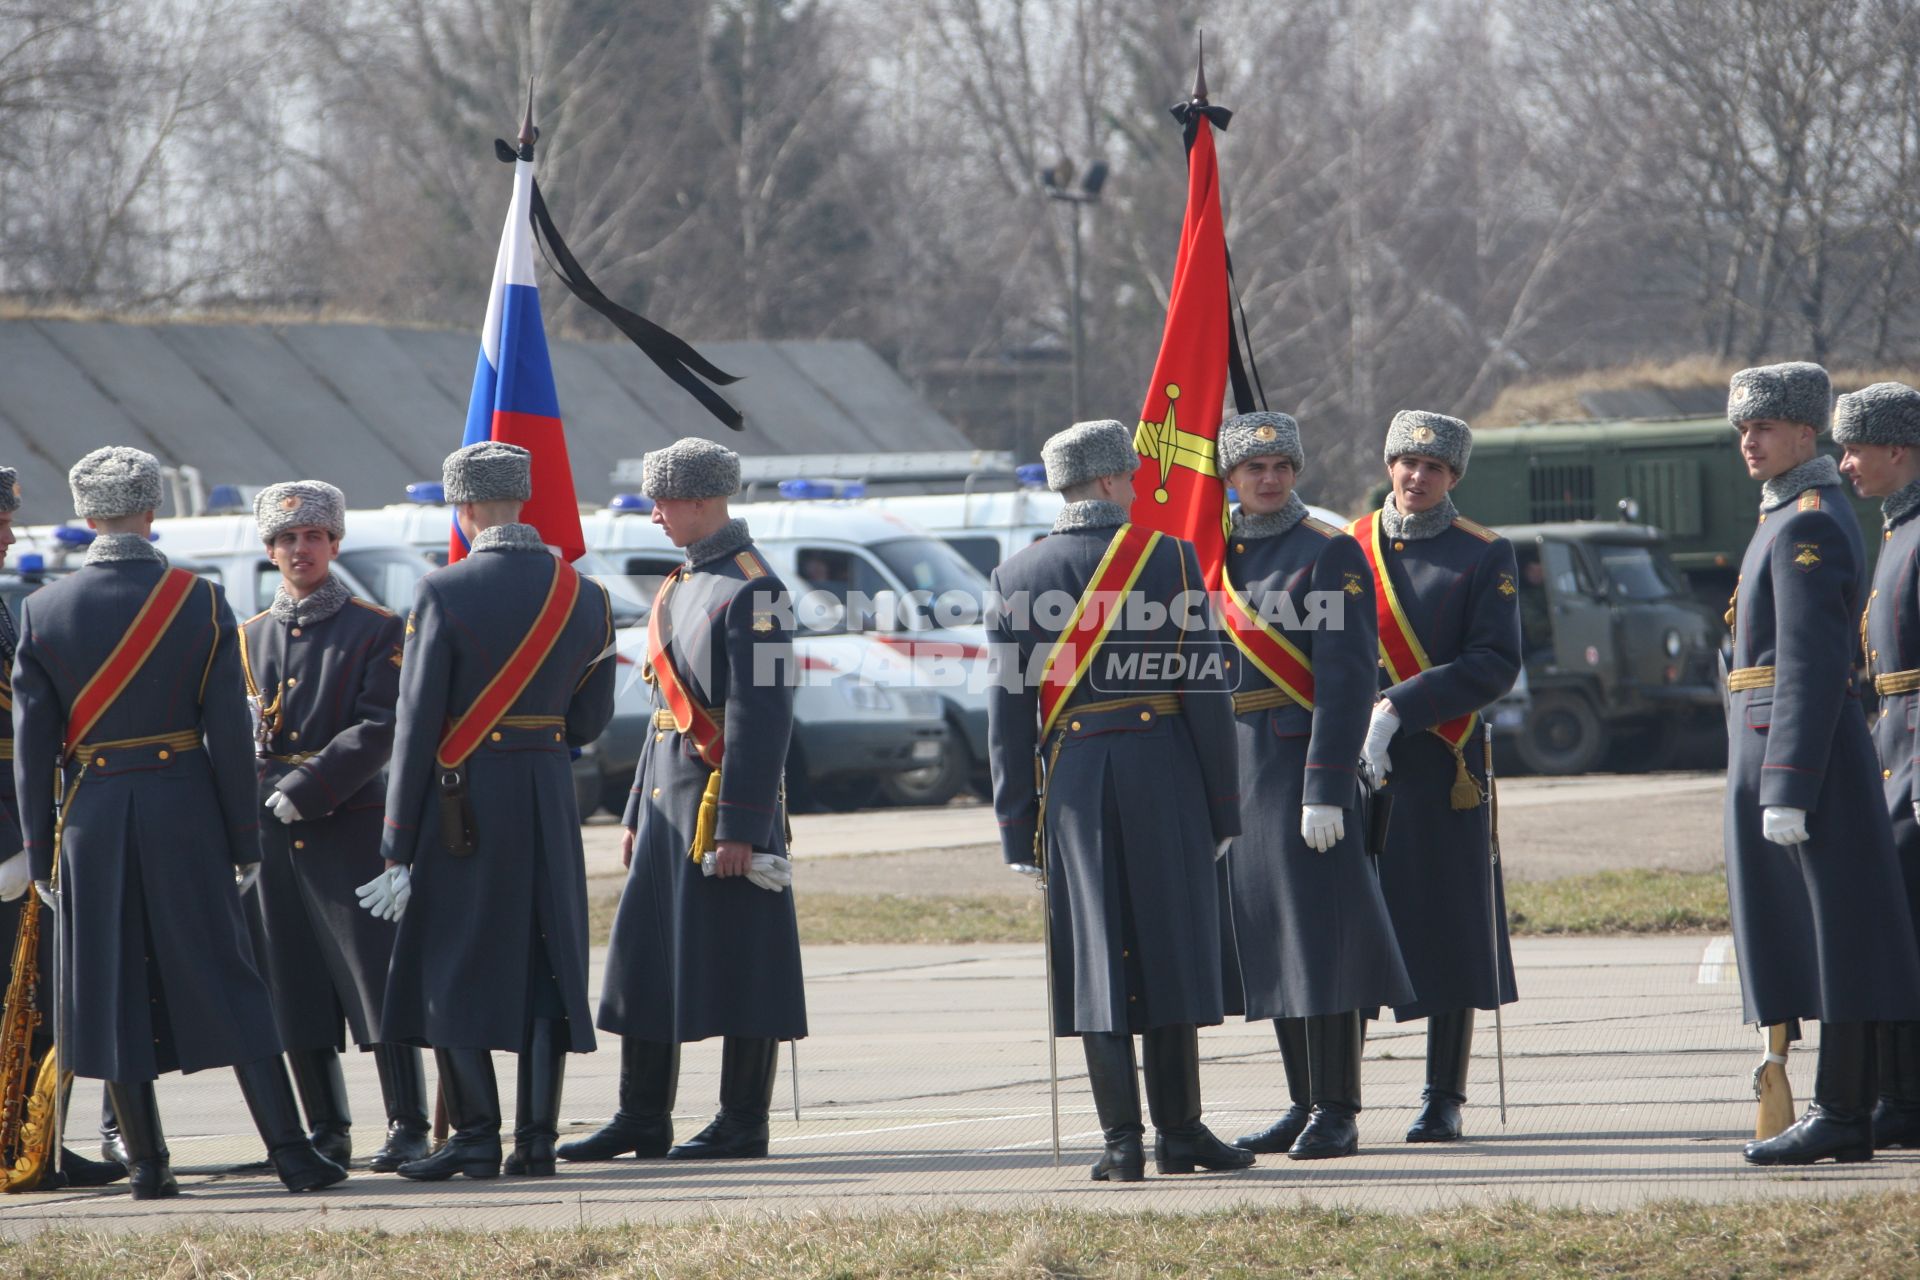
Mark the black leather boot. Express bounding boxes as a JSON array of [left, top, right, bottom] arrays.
[[286, 1047, 353, 1168], [1290, 1011, 1362, 1159], [667, 1037, 778, 1160], [99, 1091, 129, 1168], [558, 1037, 680, 1161], [398, 1049, 503, 1180], [105, 1081, 176, 1200], [1236, 1017, 1310, 1153], [1746, 1021, 1876, 1165], [1873, 1021, 1920, 1150], [234, 1056, 349, 1191], [505, 1018, 568, 1176], [367, 1043, 432, 1172], [1406, 1009, 1473, 1142], [1142, 1024, 1255, 1174], [1082, 1032, 1145, 1182]]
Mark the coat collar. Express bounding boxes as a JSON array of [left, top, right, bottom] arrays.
[[1885, 478, 1920, 530], [1229, 494, 1309, 541], [1380, 493, 1458, 542], [1052, 500, 1128, 533], [269, 573, 351, 626], [686, 517, 753, 569], [83, 532, 165, 566], [469, 522, 548, 554], [1760, 454, 1841, 511]]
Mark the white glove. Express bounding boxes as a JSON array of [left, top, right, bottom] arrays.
[[1010, 862, 1044, 879], [1762, 806, 1810, 847], [236, 864, 260, 895], [1215, 838, 1232, 862], [0, 852, 29, 902], [1301, 804, 1346, 852], [264, 790, 303, 825], [1362, 700, 1400, 782], [356, 865, 412, 921], [1911, 800, 1919, 827], [33, 880, 53, 909], [701, 851, 792, 893]]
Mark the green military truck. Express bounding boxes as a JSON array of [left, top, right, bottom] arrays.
[[1446, 417, 1880, 773]]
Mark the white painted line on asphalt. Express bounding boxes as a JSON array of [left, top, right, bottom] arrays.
[[1697, 935, 1736, 985], [768, 1108, 1065, 1145]]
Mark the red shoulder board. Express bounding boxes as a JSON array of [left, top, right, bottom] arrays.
[[1798, 491, 1822, 512], [734, 550, 768, 580], [1452, 515, 1498, 542]]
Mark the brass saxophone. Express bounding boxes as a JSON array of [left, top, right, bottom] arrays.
[[0, 882, 62, 1192]]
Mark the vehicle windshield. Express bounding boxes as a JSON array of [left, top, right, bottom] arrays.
[[1591, 543, 1681, 601], [869, 537, 988, 627], [336, 547, 439, 613]]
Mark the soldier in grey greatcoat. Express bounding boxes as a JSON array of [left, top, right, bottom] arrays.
[[369, 441, 616, 1181], [239, 481, 429, 1172], [1213, 414, 1413, 1162], [1728, 363, 1920, 1165], [565, 437, 803, 1165], [0, 467, 127, 1190], [1355, 411, 1521, 1143], [1835, 381, 1920, 1152], [12, 447, 345, 1198], [986, 419, 1253, 1183]]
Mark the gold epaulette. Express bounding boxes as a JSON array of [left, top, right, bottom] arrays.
[[349, 597, 396, 617], [734, 550, 768, 580], [1301, 517, 1341, 538], [1452, 515, 1498, 542], [243, 609, 271, 627], [1798, 490, 1823, 512]]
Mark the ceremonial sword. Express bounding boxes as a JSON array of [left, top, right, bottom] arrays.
[[1483, 721, 1508, 1126]]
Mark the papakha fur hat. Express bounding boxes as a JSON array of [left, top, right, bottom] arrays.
[[1830, 381, 1920, 447], [1383, 410, 1472, 478], [1728, 362, 1832, 433], [1041, 419, 1138, 492], [254, 480, 346, 543], [640, 437, 742, 501], [70, 446, 163, 519], [443, 440, 534, 505], [1218, 411, 1305, 476]]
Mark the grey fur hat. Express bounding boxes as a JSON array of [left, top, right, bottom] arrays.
[[1383, 410, 1472, 477], [443, 440, 533, 504], [0, 467, 18, 515], [70, 446, 162, 519], [1218, 411, 1305, 476], [1728, 362, 1831, 432], [1042, 419, 1138, 492], [254, 480, 345, 543], [1831, 381, 1920, 448], [640, 437, 741, 500]]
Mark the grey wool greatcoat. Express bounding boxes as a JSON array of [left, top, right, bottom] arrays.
[[1726, 475, 1920, 1025], [1364, 510, 1522, 1021], [378, 534, 616, 1053], [0, 599, 54, 1048], [239, 587, 404, 1052], [13, 550, 284, 1082], [600, 520, 806, 1044], [1222, 513, 1414, 1020], [1868, 489, 1920, 950], [988, 503, 1242, 1037]]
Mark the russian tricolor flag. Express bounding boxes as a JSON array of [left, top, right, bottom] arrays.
[[452, 150, 585, 564]]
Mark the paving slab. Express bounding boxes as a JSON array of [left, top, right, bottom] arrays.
[[4, 934, 1911, 1236]]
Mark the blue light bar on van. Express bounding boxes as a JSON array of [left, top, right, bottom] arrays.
[[778, 479, 866, 500], [1015, 463, 1048, 488], [17, 553, 43, 572], [608, 493, 655, 514], [204, 483, 247, 514], [406, 482, 446, 504], [52, 525, 95, 546]]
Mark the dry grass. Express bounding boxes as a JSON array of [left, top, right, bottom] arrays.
[[1480, 356, 1920, 427], [6, 1195, 1918, 1277], [1504, 869, 1728, 935]]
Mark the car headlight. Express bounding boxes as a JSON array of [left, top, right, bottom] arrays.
[[1663, 629, 1682, 658], [836, 675, 894, 712]]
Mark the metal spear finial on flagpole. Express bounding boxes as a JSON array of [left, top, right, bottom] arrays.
[[518, 78, 537, 161], [1192, 30, 1208, 103]]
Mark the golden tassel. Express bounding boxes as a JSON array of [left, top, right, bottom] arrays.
[[1448, 742, 1483, 810], [688, 769, 722, 862]]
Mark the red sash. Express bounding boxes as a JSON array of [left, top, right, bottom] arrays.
[[1037, 524, 1162, 736], [646, 569, 725, 768], [63, 568, 198, 759], [436, 559, 580, 769], [1219, 560, 1314, 710], [1347, 512, 1475, 749]]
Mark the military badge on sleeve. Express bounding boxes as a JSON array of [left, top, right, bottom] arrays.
[[752, 613, 776, 633], [1793, 542, 1821, 571], [1497, 572, 1518, 597], [1342, 571, 1365, 596]]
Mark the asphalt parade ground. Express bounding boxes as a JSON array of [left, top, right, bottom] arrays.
[[4, 772, 1916, 1235]]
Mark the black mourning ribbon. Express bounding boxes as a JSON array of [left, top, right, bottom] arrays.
[[495, 138, 743, 431], [1170, 97, 1233, 147]]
